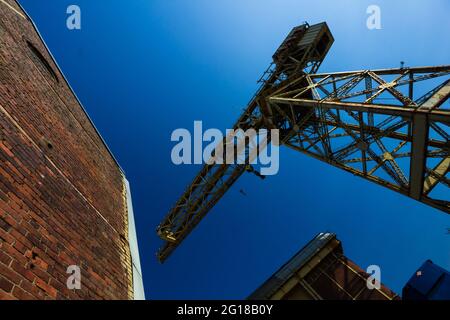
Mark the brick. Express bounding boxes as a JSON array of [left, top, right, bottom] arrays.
[[0, 0, 133, 300], [0, 261, 23, 285], [0, 141, 14, 158], [0, 275, 14, 293], [12, 285, 35, 300], [0, 228, 15, 244], [0, 216, 12, 231], [10, 260, 35, 283], [35, 277, 57, 298], [19, 278, 46, 299], [0, 288, 17, 300], [0, 250, 12, 266]]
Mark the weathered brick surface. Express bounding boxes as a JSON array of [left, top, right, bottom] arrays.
[[0, 0, 133, 299]]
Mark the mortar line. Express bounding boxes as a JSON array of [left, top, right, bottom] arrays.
[[0, 0, 26, 19], [0, 103, 121, 236]]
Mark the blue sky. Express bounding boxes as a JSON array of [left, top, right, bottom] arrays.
[[18, 0, 450, 299]]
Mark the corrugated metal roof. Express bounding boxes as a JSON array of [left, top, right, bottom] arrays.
[[248, 232, 336, 299]]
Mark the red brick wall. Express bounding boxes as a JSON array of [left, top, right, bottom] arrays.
[[0, 0, 133, 299]]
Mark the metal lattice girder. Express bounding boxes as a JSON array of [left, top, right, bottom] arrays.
[[156, 73, 274, 262], [158, 66, 449, 262], [157, 162, 248, 261], [156, 22, 336, 262], [268, 66, 450, 213], [156, 20, 449, 262]]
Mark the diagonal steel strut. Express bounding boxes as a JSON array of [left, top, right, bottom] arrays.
[[156, 21, 450, 262]]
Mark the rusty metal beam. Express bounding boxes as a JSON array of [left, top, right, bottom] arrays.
[[156, 21, 450, 262], [268, 97, 450, 123], [409, 114, 429, 200], [424, 157, 450, 195], [311, 65, 450, 77]]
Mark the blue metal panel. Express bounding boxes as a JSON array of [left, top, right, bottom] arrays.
[[403, 260, 450, 300]]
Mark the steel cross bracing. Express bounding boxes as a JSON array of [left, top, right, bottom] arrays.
[[268, 66, 450, 213], [155, 68, 297, 261], [156, 22, 450, 262]]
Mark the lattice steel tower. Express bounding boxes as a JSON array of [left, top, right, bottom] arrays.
[[156, 22, 450, 262]]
